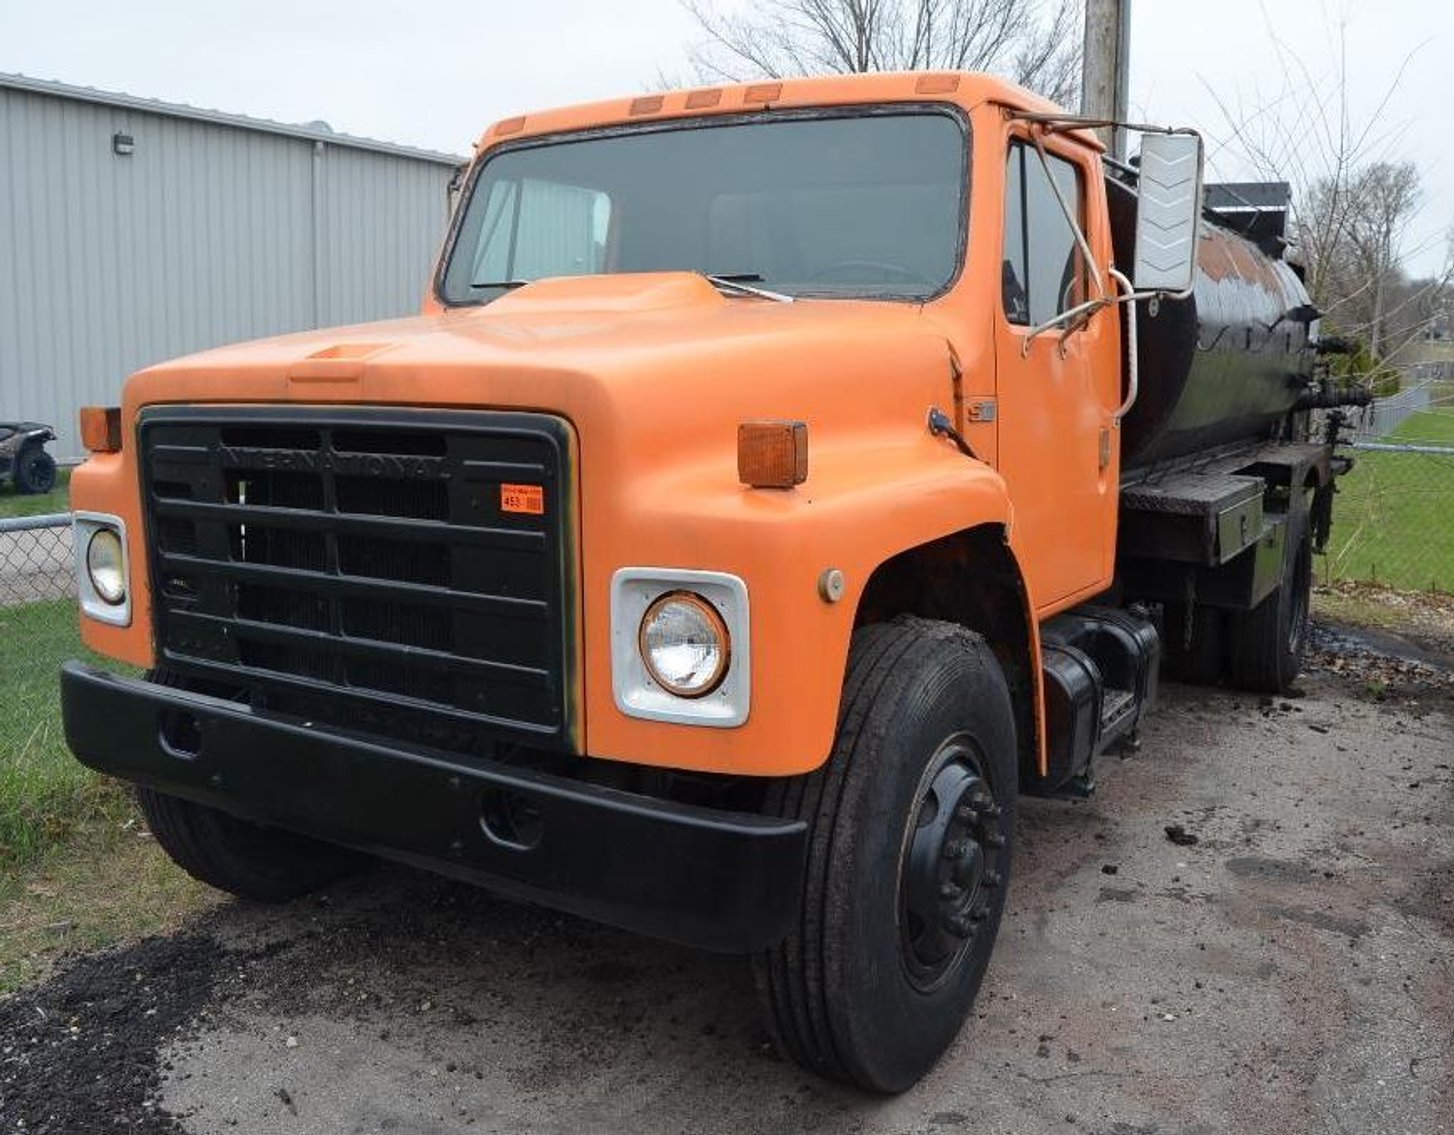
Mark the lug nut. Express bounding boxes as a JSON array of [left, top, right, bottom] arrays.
[[942, 839, 970, 860], [941, 913, 972, 938]]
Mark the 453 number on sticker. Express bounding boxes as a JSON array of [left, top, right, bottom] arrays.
[[500, 483, 545, 515]]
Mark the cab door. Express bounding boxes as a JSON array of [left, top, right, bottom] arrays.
[[993, 134, 1119, 611]]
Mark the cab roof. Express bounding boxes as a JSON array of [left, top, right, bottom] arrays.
[[474, 71, 1066, 152]]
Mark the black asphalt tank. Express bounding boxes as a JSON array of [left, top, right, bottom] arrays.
[[1107, 178, 1315, 469]]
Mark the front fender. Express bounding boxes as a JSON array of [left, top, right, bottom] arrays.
[[580, 435, 1019, 776], [71, 450, 153, 666]]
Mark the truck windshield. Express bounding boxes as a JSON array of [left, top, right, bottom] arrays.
[[439, 110, 967, 305]]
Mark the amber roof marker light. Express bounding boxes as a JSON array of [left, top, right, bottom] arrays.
[[738, 420, 808, 489]]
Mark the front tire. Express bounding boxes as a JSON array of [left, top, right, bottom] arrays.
[[137, 787, 366, 902], [753, 617, 1017, 1093]]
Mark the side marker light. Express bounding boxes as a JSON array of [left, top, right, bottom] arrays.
[[737, 420, 808, 489]]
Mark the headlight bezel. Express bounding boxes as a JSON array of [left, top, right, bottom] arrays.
[[611, 568, 751, 727], [72, 512, 132, 626]]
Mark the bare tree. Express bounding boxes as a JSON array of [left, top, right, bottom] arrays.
[[1200, 11, 1449, 366], [1338, 162, 1419, 357], [1301, 161, 1430, 358], [678, 0, 1083, 106]]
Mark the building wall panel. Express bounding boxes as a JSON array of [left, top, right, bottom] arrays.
[[0, 82, 458, 462]]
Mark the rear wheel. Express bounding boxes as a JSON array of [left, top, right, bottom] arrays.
[[753, 617, 1017, 1093], [137, 787, 366, 902], [13, 443, 56, 494], [1227, 503, 1312, 693], [1161, 601, 1226, 685]]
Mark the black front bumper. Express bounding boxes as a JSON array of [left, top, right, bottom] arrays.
[[62, 662, 806, 953]]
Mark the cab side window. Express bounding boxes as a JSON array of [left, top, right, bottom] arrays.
[[466, 177, 612, 283], [1002, 141, 1086, 326]]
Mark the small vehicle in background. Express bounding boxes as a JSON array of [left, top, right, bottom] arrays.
[[0, 422, 59, 494]]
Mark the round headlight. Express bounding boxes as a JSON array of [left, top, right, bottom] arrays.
[[638, 591, 730, 698], [86, 528, 126, 605]]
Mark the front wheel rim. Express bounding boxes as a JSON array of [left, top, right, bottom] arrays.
[[897, 732, 1007, 992]]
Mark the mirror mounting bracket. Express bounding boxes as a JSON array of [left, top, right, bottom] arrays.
[[1009, 111, 1204, 303]]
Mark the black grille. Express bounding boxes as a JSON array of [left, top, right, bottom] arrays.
[[140, 407, 576, 752]]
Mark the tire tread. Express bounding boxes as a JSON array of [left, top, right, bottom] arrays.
[[137, 787, 363, 902], [1227, 507, 1312, 694], [752, 616, 1012, 1090]]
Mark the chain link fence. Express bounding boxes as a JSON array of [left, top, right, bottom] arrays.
[[1325, 360, 1454, 593], [0, 514, 74, 607]]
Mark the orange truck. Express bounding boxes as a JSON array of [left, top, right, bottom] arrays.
[[62, 72, 1367, 1091]]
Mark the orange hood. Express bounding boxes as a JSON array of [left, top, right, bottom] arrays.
[[123, 273, 958, 437]]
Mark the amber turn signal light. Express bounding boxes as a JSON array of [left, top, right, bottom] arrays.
[[737, 420, 808, 489], [79, 406, 122, 453]]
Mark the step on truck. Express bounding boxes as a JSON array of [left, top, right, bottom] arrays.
[[62, 72, 1368, 1092]]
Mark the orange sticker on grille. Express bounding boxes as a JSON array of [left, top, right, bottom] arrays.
[[501, 483, 545, 515]]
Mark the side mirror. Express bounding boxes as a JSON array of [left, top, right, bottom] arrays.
[[447, 162, 469, 218], [1131, 131, 1204, 294]]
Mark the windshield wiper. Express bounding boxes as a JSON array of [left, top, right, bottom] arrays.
[[469, 274, 795, 304], [468, 279, 531, 290], [702, 273, 794, 304]]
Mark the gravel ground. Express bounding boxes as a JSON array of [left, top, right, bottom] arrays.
[[3, 628, 1451, 1134]]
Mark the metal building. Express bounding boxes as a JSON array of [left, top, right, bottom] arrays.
[[0, 73, 464, 462]]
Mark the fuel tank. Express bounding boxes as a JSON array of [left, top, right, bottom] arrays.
[[1107, 178, 1315, 469]]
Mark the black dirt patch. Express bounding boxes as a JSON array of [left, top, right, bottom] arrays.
[[1268, 905, 1368, 940], [0, 932, 224, 1133], [1392, 862, 1454, 936], [1225, 856, 1316, 884], [1308, 621, 1454, 706]]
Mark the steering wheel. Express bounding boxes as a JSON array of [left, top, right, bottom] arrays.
[[809, 259, 935, 288]]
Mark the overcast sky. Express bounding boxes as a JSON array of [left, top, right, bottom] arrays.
[[2, 0, 1449, 275]]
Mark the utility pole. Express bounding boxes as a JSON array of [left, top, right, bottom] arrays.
[[1081, 0, 1131, 160]]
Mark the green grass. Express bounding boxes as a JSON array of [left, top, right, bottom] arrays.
[[1326, 409, 1454, 592], [0, 599, 131, 865], [1386, 403, 1454, 444], [0, 600, 213, 990], [0, 468, 71, 518]]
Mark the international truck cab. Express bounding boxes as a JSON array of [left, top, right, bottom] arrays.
[[62, 73, 1363, 1092]]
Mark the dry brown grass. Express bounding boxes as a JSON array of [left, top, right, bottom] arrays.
[[0, 822, 219, 992], [1313, 579, 1454, 657]]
